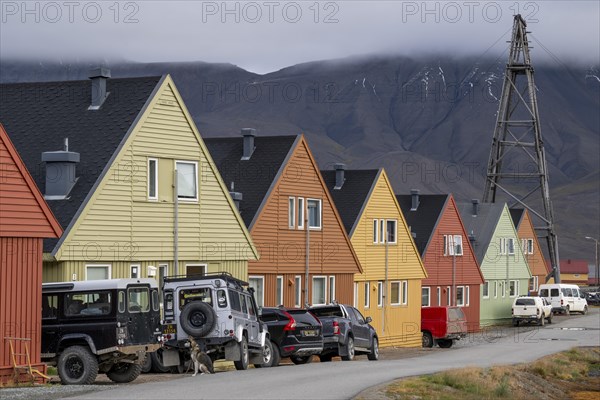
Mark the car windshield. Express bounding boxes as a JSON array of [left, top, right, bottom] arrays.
[[448, 307, 465, 321], [310, 306, 343, 317], [515, 298, 535, 306]]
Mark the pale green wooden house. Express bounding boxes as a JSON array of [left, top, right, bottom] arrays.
[[0, 71, 258, 284], [458, 201, 531, 326]]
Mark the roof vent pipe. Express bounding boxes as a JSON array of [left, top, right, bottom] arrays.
[[88, 67, 111, 110], [229, 182, 243, 210], [41, 138, 80, 200], [471, 199, 480, 216], [410, 189, 420, 211], [333, 163, 346, 190], [241, 128, 256, 160]]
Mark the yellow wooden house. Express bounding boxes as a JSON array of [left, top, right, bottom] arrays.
[[0, 70, 258, 284], [322, 166, 427, 347]]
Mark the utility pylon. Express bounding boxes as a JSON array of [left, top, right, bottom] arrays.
[[483, 14, 560, 283]]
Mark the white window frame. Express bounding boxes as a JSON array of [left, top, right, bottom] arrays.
[[297, 197, 305, 230], [377, 281, 383, 307], [494, 281, 498, 298], [175, 160, 198, 202], [448, 235, 455, 256], [353, 282, 358, 307], [422, 286, 431, 307], [148, 158, 158, 201], [466, 286, 470, 306], [249, 276, 265, 308], [386, 219, 397, 244], [288, 197, 296, 229], [185, 264, 207, 276], [527, 239, 534, 255], [312, 276, 327, 306], [529, 276, 539, 292], [307, 198, 322, 230], [328, 276, 336, 304], [379, 219, 385, 244], [501, 281, 506, 298], [507, 238, 515, 255], [446, 286, 451, 306], [509, 280, 518, 297], [364, 282, 370, 308], [443, 235, 448, 256], [85, 264, 111, 280], [130, 264, 140, 279], [401, 281, 408, 305], [482, 281, 490, 299], [456, 286, 465, 307], [294, 275, 302, 307], [390, 281, 400, 305], [453, 235, 463, 256], [373, 219, 379, 244], [276, 275, 284, 306], [436, 287, 441, 306], [499, 238, 507, 255]]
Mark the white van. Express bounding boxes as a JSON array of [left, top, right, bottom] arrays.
[[538, 283, 588, 315]]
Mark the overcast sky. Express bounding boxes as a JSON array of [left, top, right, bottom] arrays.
[[1, 1, 598, 73]]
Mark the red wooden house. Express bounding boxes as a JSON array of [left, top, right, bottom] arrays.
[[0, 124, 62, 383], [397, 192, 484, 332]]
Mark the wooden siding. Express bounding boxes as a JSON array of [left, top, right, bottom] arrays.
[[0, 238, 45, 377], [53, 77, 256, 280], [479, 205, 531, 325], [515, 210, 549, 288]]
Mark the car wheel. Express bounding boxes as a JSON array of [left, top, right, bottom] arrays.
[[107, 362, 143, 383], [319, 355, 333, 362], [538, 315, 545, 326], [57, 346, 98, 385], [547, 314, 553, 324], [422, 332, 434, 348], [582, 306, 588, 315], [254, 338, 274, 368], [290, 355, 313, 365], [150, 349, 172, 373], [141, 353, 152, 374], [513, 319, 520, 327], [437, 339, 453, 348], [341, 337, 355, 361], [180, 302, 217, 337], [233, 336, 249, 371], [270, 343, 281, 367], [367, 337, 379, 361]]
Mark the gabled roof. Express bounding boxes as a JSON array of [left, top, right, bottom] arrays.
[[0, 76, 162, 252], [509, 208, 525, 229], [320, 169, 380, 235], [204, 135, 299, 228], [396, 194, 449, 256], [457, 202, 505, 265], [0, 124, 62, 238]]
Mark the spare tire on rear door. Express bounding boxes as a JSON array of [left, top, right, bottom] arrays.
[[180, 301, 217, 337]]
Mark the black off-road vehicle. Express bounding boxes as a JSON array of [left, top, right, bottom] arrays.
[[41, 279, 162, 385]]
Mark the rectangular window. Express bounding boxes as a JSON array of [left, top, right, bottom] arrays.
[[307, 199, 322, 229], [312, 276, 326, 305], [501, 281, 506, 298], [328, 276, 336, 304], [42, 294, 59, 319], [294, 276, 302, 308], [65, 291, 112, 316], [128, 287, 150, 313], [507, 238, 515, 255], [249, 276, 264, 308], [176, 161, 198, 201], [148, 158, 158, 200], [482, 281, 489, 298], [448, 235, 455, 255], [380, 219, 385, 244], [446, 286, 451, 306], [297, 197, 305, 230], [85, 264, 110, 280], [288, 197, 295, 229], [437, 287, 441, 306], [364, 282, 370, 308], [453, 235, 463, 256], [443, 235, 448, 256], [509, 280, 518, 297], [186, 264, 207, 277], [276, 276, 284, 306], [494, 281, 498, 298], [353, 282, 358, 307], [456, 286, 465, 306], [373, 220, 379, 244], [390, 281, 400, 305], [401, 281, 408, 305], [387, 220, 397, 244], [466, 286, 470, 306], [527, 239, 534, 254], [377, 281, 383, 307], [529, 276, 539, 292], [421, 287, 430, 307], [130, 265, 139, 279], [500, 238, 507, 255]]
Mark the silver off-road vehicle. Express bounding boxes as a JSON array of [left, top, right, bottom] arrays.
[[158, 272, 274, 371]]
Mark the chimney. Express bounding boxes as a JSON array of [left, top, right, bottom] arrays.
[[471, 199, 480, 216], [241, 128, 256, 160], [89, 67, 111, 110], [41, 138, 80, 199], [333, 163, 346, 190], [229, 182, 242, 210], [468, 230, 476, 243], [410, 189, 420, 211]]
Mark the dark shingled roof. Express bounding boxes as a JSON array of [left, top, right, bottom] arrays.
[[457, 202, 505, 265], [509, 208, 525, 229], [204, 135, 298, 228], [321, 169, 380, 235], [396, 194, 449, 256], [0, 76, 162, 252]]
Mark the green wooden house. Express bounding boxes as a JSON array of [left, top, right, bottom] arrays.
[[0, 70, 258, 284], [458, 201, 531, 326]]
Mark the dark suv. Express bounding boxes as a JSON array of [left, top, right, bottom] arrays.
[[41, 279, 162, 385], [259, 307, 323, 366]]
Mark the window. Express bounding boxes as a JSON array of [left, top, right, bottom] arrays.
[[307, 199, 322, 229], [422, 287, 430, 307], [436, 287, 441, 306], [186, 264, 206, 277], [328, 276, 336, 303], [387, 220, 397, 244], [527, 239, 534, 254], [148, 158, 158, 200], [130, 265, 139, 279], [499, 238, 507, 255], [380, 219, 385, 243], [297, 197, 305, 230], [128, 287, 150, 313], [529, 276, 539, 292], [509, 280, 518, 297], [276, 276, 284, 306], [448, 235, 454, 255], [353, 282, 358, 307], [507, 238, 515, 255], [466, 286, 470, 306], [42, 294, 58, 319], [390, 282, 400, 305], [65, 291, 112, 316], [294, 276, 302, 307], [453, 235, 463, 255], [446, 286, 451, 305], [312, 276, 326, 305], [456, 286, 465, 306], [86, 264, 110, 280], [176, 161, 198, 201], [364, 282, 370, 308], [373, 220, 379, 244], [443, 235, 448, 256], [483, 281, 489, 298], [494, 281, 498, 298], [377, 281, 383, 307], [229, 289, 241, 312], [249, 276, 264, 308], [401, 281, 408, 305], [501, 281, 506, 298], [288, 197, 295, 229]]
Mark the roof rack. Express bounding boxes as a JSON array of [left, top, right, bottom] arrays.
[[164, 272, 248, 290]]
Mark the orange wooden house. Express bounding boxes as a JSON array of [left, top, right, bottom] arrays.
[[0, 124, 62, 383], [510, 208, 549, 293], [205, 130, 362, 307]]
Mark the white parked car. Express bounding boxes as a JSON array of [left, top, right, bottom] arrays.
[[538, 283, 588, 315], [512, 296, 553, 326]]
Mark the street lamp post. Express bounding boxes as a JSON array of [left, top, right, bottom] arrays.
[[585, 236, 599, 287]]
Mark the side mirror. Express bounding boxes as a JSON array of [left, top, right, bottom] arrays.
[[365, 316, 372, 324]]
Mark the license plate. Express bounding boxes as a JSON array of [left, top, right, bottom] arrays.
[[163, 324, 176, 334], [302, 330, 317, 337]]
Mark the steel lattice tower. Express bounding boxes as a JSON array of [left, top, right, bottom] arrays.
[[483, 14, 560, 283]]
